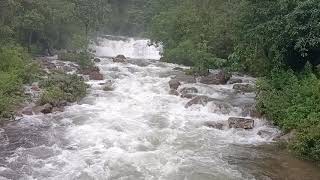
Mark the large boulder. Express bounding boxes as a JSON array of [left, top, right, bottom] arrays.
[[228, 117, 254, 129], [209, 102, 232, 114], [233, 84, 255, 93], [199, 70, 231, 85], [89, 71, 104, 80], [173, 74, 196, 84], [228, 78, 243, 84], [169, 79, 181, 90], [113, 55, 127, 63], [80, 66, 104, 80], [34, 104, 53, 114], [185, 96, 214, 108]]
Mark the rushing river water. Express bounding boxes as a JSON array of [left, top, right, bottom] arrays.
[[0, 36, 320, 180]]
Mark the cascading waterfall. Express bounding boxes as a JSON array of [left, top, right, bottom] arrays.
[[94, 36, 162, 60], [0, 36, 320, 180]]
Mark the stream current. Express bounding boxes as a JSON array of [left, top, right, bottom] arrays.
[[0, 36, 319, 180]]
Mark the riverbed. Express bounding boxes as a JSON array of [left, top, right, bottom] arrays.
[[0, 36, 319, 180]]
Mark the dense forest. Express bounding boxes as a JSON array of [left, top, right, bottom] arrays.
[[0, 0, 319, 162]]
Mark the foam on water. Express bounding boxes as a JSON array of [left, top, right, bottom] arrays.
[[3, 36, 320, 180], [94, 36, 162, 60]]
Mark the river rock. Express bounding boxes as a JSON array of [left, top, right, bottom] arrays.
[[258, 130, 275, 139], [185, 96, 214, 108], [103, 85, 114, 91], [228, 78, 243, 84], [52, 106, 65, 113], [34, 104, 53, 114], [181, 93, 198, 99], [228, 117, 254, 129], [210, 101, 232, 114], [80, 66, 104, 80], [169, 89, 179, 96], [204, 121, 225, 130], [22, 107, 33, 115], [199, 70, 231, 85], [233, 84, 255, 93], [173, 74, 196, 84], [179, 87, 198, 94], [173, 67, 184, 71], [89, 71, 104, 80], [94, 58, 101, 63], [169, 79, 181, 90], [113, 55, 126, 63]]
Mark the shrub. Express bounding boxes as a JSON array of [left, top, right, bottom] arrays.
[[257, 68, 320, 160], [39, 73, 88, 105], [58, 51, 93, 69], [0, 46, 31, 118]]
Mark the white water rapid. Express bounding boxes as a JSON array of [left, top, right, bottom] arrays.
[[1, 36, 320, 180]]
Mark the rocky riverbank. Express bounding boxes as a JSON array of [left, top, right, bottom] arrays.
[[15, 55, 105, 118]]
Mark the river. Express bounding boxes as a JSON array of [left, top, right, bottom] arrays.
[[0, 36, 319, 180]]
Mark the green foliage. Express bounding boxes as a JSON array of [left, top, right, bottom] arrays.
[[58, 51, 93, 69], [0, 45, 32, 117], [39, 73, 88, 106], [257, 69, 320, 160], [234, 0, 320, 73], [148, 0, 239, 71]]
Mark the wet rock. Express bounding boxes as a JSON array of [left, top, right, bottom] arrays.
[[241, 105, 263, 118], [52, 106, 64, 113], [233, 84, 255, 93], [89, 71, 104, 80], [113, 55, 126, 63], [103, 85, 114, 91], [228, 117, 254, 129], [258, 130, 275, 139], [34, 104, 53, 114], [199, 70, 231, 85], [80, 66, 104, 80], [169, 79, 181, 90], [181, 93, 197, 99], [173, 74, 196, 84], [94, 58, 101, 62], [169, 89, 179, 96], [185, 96, 215, 108], [209, 102, 232, 114], [180, 87, 198, 94], [22, 107, 33, 115], [173, 67, 184, 71], [56, 100, 68, 107], [228, 78, 243, 84], [159, 57, 166, 62], [204, 121, 225, 130]]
